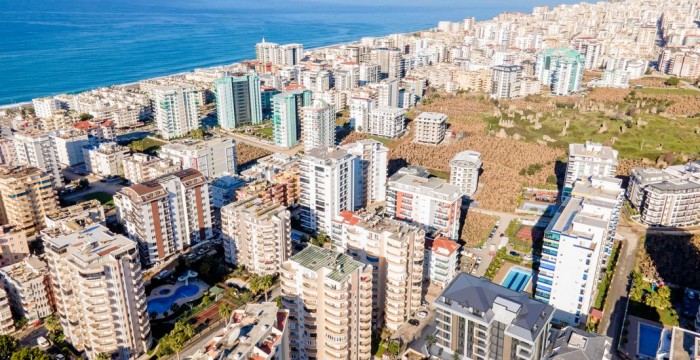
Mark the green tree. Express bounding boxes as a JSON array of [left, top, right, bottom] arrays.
[[10, 348, 49, 360], [44, 315, 61, 334], [425, 334, 437, 350], [96, 353, 111, 360], [0, 335, 18, 360], [388, 341, 400, 357], [218, 304, 232, 324], [452, 352, 461, 360], [665, 77, 680, 86], [78, 113, 93, 121], [249, 275, 274, 301], [630, 272, 646, 302]]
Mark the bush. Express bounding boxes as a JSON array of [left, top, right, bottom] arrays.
[[664, 77, 680, 86]]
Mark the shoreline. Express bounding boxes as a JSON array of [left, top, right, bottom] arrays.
[[0, 29, 427, 111]]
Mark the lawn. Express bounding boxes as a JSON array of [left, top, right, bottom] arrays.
[[367, 135, 395, 147], [254, 126, 274, 138], [427, 168, 450, 180], [127, 137, 166, 155], [83, 191, 114, 206]]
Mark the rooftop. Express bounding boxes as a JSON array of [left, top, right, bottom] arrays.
[[389, 172, 462, 201], [415, 112, 447, 123], [569, 142, 618, 162], [546, 326, 611, 359], [290, 245, 364, 283]]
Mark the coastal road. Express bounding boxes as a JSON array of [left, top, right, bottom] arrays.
[[598, 219, 643, 353]]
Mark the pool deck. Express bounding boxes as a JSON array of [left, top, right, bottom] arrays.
[[623, 315, 668, 359], [493, 263, 533, 294], [148, 280, 209, 318]]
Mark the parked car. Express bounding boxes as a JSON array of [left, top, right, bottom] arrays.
[[408, 319, 419, 326], [417, 311, 428, 318], [37, 336, 50, 349], [509, 251, 520, 257]]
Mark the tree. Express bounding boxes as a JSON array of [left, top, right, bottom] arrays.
[[10, 348, 49, 360], [630, 272, 646, 302], [388, 341, 400, 357], [218, 304, 232, 324], [44, 315, 61, 334], [0, 335, 17, 360], [79, 113, 94, 121], [452, 352, 461, 360], [78, 178, 90, 190], [425, 334, 437, 351], [665, 77, 680, 86], [96, 353, 111, 360], [249, 274, 274, 301]]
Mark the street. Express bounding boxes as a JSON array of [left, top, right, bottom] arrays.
[[225, 132, 303, 156]]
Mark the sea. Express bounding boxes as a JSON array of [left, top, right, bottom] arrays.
[[0, 0, 582, 106]]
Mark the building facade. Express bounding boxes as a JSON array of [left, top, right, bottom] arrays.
[[536, 48, 585, 96], [449, 150, 482, 197], [302, 100, 335, 151], [13, 130, 63, 187], [369, 106, 405, 139], [152, 86, 203, 140], [272, 89, 312, 148], [122, 153, 181, 184], [490, 65, 523, 99], [414, 112, 447, 145], [340, 139, 389, 206], [565, 142, 618, 193], [0, 256, 53, 323], [83, 142, 130, 178], [214, 74, 263, 130], [159, 138, 237, 178], [425, 237, 460, 288], [0, 166, 58, 239]]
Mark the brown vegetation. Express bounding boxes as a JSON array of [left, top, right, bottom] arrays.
[[237, 143, 272, 166], [638, 234, 700, 288], [630, 77, 670, 88], [461, 211, 498, 246], [586, 88, 631, 104], [617, 158, 647, 177]]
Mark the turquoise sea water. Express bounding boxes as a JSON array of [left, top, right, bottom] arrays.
[[0, 0, 582, 105]]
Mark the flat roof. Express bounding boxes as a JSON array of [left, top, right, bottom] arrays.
[[290, 245, 363, 283]]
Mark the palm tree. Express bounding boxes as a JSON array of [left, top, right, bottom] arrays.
[[44, 315, 61, 334], [219, 304, 233, 325], [250, 275, 274, 301], [425, 334, 437, 351]]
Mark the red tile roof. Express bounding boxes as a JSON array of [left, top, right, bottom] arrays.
[[431, 237, 460, 256]]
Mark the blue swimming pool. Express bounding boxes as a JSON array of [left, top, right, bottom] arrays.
[[638, 323, 662, 358], [147, 284, 200, 315], [501, 267, 532, 292]]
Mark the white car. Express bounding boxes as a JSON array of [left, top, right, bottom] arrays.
[[417, 311, 428, 318], [37, 336, 50, 348]]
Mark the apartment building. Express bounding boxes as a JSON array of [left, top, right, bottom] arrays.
[[43, 200, 105, 230], [536, 48, 585, 96], [272, 89, 312, 148], [349, 97, 375, 133], [564, 142, 618, 193], [191, 302, 289, 360], [122, 153, 181, 184], [280, 245, 373, 360], [628, 162, 700, 227], [331, 211, 425, 331], [369, 106, 405, 139], [340, 139, 388, 206], [115, 169, 213, 267], [235, 177, 298, 208], [45, 224, 151, 358], [210, 175, 247, 208], [414, 112, 447, 145], [0, 256, 53, 323], [50, 129, 89, 166], [376, 78, 399, 107], [537, 177, 623, 326], [221, 197, 291, 276], [0, 137, 15, 167], [386, 169, 462, 240], [32, 97, 62, 119], [490, 65, 523, 99], [12, 129, 63, 187], [449, 150, 482, 197], [424, 237, 460, 288], [544, 327, 612, 360], [302, 100, 335, 151], [214, 74, 263, 130], [434, 273, 554, 360], [152, 86, 203, 140], [83, 142, 130, 178], [298, 147, 360, 235], [159, 137, 237, 178], [0, 288, 13, 335], [0, 224, 30, 267], [0, 166, 58, 239]]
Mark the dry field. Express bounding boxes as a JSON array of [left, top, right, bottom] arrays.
[[461, 211, 498, 246], [237, 143, 272, 166]]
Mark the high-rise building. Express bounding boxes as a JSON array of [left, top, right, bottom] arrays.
[[280, 43, 304, 66], [340, 139, 388, 206], [45, 224, 151, 358], [537, 177, 623, 326], [535, 48, 584, 96], [564, 142, 618, 193], [386, 168, 462, 239], [0, 137, 15, 167], [32, 97, 61, 119], [377, 78, 399, 108], [359, 63, 380, 85], [13, 129, 63, 187], [490, 65, 523, 99], [349, 97, 375, 133], [331, 211, 424, 331], [50, 129, 89, 166], [575, 38, 603, 70], [369, 106, 405, 139], [152, 86, 203, 140], [280, 245, 373, 360], [372, 48, 403, 80], [0, 287, 13, 335], [434, 273, 555, 360], [414, 112, 447, 145], [298, 147, 360, 235], [221, 196, 291, 276], [449, 150, 482, 197], [424, 236, 460, 288], [159, 137, 237, 178], [0, 166, 58, 239], [0, 256, 53, 323], [214, 74, 263, 130], [302, 99, 335, 151], [82, 142, 130, 178], [122, 153, 181, 184], [115, 169, 213, 267], [256, 39, 304, 66], [272, 89, 312, 148], [0, 225, 30, 266]]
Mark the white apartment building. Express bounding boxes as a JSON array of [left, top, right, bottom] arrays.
[[414, 112, 447, 145], [0, 137, 15, 167], [152, 86, 203, 140], [434, 274, 555, 360], [280, 245, 373, 360], [565, 142, 618, 192], [538, 177, 623, 326], [115, 169, 213, 267], [386, 169, 463, 240], [221, 197, 291, 276], [45, 224, 151, 359], [449, 150, 482, 197], [13, 129, 63, 187], [50, 129, 89, 166], [425, 237, 460, 288], [209, 175, 247, 208], [0, 288, 13, 335], [159, 137, 237, 178], [121, 153, 181, 184], [298, 147, 360, 235], [0, 225, 30, 267], [349, 97, 375, 133], [0, 256, 52, 323], [369, 106, 405, 139], [83, 142, 130, 178], [340, 139, 388, 206], [302, 99, 335, 151], [377, 78, 399, 107], [32, 97, 61, 119], [490, 65, 523, 99], [331, 211, 425, 331]]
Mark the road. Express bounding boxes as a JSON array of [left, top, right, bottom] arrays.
[[598, 218, 643, 353], [466, 207, 530, 277], [225, 132, 303, 156]]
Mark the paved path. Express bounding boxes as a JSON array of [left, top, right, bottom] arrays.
[[225, 132, 303, 156]]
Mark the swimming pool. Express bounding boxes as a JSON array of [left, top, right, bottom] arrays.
[[638, 323, 662, 358], [147, 284, 200, 315], [501, 267, 532, 292]]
